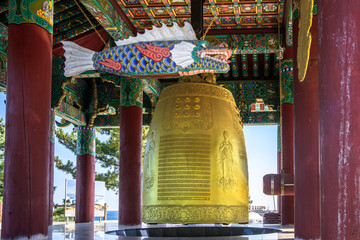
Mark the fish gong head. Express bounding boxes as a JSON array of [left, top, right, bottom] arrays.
[[170, 40, 232, 76], [197, 41, 232, 62], [178, 41, 232, 76]]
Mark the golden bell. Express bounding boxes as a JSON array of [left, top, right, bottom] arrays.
[[142, 82, 249, 224]]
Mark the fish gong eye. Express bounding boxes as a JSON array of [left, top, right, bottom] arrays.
[[201, 42, 209, 48]]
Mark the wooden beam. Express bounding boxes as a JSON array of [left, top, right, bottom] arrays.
[[108, 0, 137, 36], [208, 28, 278, 35], [55, 102, 86, 126], [191, 0, 204, 39], [53, 27, 109, 56]]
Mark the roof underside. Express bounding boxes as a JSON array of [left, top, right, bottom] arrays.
[[118, 0, 284, 32], [51, 0, 286, 79], [0, 0, 290, 126]]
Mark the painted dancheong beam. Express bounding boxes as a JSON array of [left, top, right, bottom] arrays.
[[252, 54, 259, 77], [0, 69, 5, 92], [264, 53, 270, 77], [231, 33, 280, 55], [80, 0, 134, 40], [240, 54, 248, 77], [0, 22, 7, 92], [55, 102, 86, 126]]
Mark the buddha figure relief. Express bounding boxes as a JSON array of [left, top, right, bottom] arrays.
[[218, 130, 239, 191], [144, 131, 156, 190]]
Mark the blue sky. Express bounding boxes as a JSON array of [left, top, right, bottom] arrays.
[[0, 92, 278, 211], [244, 125, 278, 210]]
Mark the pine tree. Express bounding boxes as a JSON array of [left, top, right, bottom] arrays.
[[54, 126, 149, 192]]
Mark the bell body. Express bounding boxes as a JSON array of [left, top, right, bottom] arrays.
[[142, 83, 249, 224]]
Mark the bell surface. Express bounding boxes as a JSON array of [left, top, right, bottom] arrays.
[[142, 82, 249, 224]]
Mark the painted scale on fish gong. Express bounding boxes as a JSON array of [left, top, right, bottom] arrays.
[[92, 41, 230, 78], [93, 41, 181, 76], [62, 22, 231, 78]]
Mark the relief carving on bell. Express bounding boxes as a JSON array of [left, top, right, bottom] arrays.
[[142, 82, 249, 224]]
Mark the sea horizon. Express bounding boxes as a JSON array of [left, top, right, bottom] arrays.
[[95, 210, 118, 221]]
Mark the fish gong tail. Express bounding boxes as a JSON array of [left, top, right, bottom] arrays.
[[62, 41, 95, 77]]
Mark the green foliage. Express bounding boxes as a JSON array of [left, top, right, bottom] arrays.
[[55, 126, 150, 192], [53, 205, 75, 222], [52, 206, 66, 222], [56, 128, 77, 153]]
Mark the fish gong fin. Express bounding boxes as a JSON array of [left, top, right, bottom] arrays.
[[115, 22, 197, 46]]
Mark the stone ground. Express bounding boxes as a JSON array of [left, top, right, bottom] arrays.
[[50, 222, 294, 240]]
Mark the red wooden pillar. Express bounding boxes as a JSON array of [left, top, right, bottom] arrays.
[[280, 103, 294, 225], [293, 10, 321, 240], [319, 1, 360, 239], [49, 110, 55, 226], [280, 49, 295, 225], [75, 126, 96, 223], [119, 78, 143, 225], [1, 6, 53, 238]]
